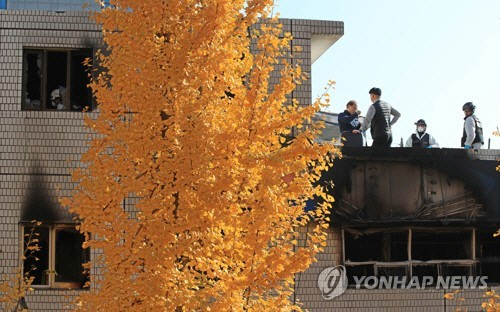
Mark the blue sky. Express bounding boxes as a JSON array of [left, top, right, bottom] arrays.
[[275, 0, 500, 148]]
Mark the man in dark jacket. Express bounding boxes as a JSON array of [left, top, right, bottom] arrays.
[[338, 100, 363, 146], [360, 87, 401, 147]]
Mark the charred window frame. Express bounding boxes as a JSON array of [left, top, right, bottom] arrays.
[[477, 228, 500, 283], [22, 48, 94, 111], [342, 227, 493, 286], [21, 225, 90, 289]]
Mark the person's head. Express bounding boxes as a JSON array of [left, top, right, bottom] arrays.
[[346, 100, 358, 114], [369, 87, 381, 103], [415, 119, 427, 133], [462, 102, 475, 117]]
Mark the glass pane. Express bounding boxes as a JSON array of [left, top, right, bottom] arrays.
[[23, 226, 49, 286], [24, 51, 43, 109], [55, 228, 89, 287], [46, 51, 67, 110]]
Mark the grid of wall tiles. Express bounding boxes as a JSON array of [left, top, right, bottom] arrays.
[[6, 0, 101, 11], [0, 9, 101, 311]]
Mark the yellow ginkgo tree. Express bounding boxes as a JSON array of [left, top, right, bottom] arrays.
[[65, 0, 339, 310]]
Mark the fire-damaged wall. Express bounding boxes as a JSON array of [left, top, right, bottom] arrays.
[[322, 147, 500, 224], [292, 147, 500, 311]]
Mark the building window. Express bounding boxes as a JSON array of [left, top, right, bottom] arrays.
[[22, 225, 90, 289], [343, 227, 500, 285], [22, 48, 94, 111]]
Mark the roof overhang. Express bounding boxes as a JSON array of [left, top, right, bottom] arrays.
[[311, 34, 342, 64]]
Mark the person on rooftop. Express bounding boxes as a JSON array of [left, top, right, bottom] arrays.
[[360, 87, 401, 147], [338, 100, 363, 146], [405, 119, 439, 148]]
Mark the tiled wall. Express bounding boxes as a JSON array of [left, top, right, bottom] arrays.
[[0, 10, 100, 311], [295, 225, 500, 312], [6, 0, 101, 11]]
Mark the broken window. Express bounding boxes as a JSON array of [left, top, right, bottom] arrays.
[[344, 229, 408, 262], [22, 48, 94, 111], [412, 229, 472, 261], [343, 227, 485, 286], [344, 228, 408, 283], [22, 225, 90, 289], [477, 228, 500, 283]]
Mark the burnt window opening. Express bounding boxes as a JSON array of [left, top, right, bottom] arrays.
[[342, 227, 489, 286], [412, 230, 472, 260], [344, 230, 408, 262], [346, 264, 374, 285], [22, 48, 94, 111], [22, 225, 90, 289], [23, 227, 49, 286], [477, 229, 500, 283]]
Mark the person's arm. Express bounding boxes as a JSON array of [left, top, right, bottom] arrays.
[[428, 134, 439, 148], [405, 136, 413, 147], [338, 112, 359, 133], [389, 106, 401, 125], [464, 117, 476, 146], [360, 105, 375, 132]]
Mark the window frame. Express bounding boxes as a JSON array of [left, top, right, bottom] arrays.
[[342, 226, 478, 285], [21, 47, 94, 112], [20, 224, 89, 290]]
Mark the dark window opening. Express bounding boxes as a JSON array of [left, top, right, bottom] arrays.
[[343, 227, 480, 286], [21, 225, 89, 289], [70, 50, 93, 111], [23, 227, 49, 286], [346, 265, 374, 285], [55, 228, 90, 287], [477, 229, 500, 283], [378, 266, 408, 279], [24, 52, 42, 109], [441, 264, 474, 278], [412, 230, 472, 260], [344, 230, 407, 262], [23, 48, 93, 111], [46, 51, 67, 110], [412, 264, 438, 280]]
